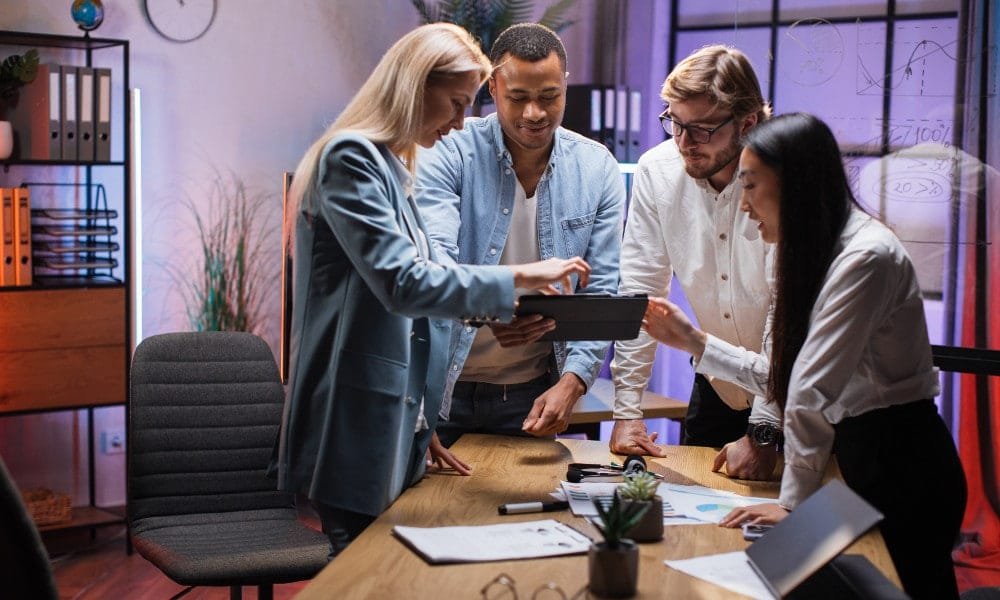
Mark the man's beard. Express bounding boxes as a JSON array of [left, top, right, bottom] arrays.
[[682, 137, 741, 181]]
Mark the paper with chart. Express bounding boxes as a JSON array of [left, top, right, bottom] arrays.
[[661, 483, 774, 524], [393, 519, 592, 563], [665, 551, 777, 600], [560, 481, 706, 526]]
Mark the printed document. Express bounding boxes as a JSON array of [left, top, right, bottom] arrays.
[[393, 519, 592, 564]]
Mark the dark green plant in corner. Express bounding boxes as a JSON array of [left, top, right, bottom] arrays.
[[0, 49, 39, 112], [411, 0, 578, 53], [173, 170, 275, 334], [411, 0, 578, 109], [592, 490, 649, 550]]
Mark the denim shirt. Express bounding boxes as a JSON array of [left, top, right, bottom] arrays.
[[415, 114, 625, 418]]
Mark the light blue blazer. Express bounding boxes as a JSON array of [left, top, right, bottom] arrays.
[[276, 134, 515, 516]]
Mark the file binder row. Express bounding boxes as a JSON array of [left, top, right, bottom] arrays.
[[0, 187, 33, 287], [1, 186, 121, 286], [563, 84, 643, 163], [5, 64, 112, 162]]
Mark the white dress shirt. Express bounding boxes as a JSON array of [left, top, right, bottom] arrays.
[[612, 139, 776, 422], [696, 210, 939, 508]]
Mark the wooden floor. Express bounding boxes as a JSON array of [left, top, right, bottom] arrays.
[[47, 525, 313, 599]]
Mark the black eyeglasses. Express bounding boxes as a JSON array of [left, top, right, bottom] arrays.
[[659, 109, 735, 144]]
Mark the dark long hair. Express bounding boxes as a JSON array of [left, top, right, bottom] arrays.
[[743, 113, 859, 409]]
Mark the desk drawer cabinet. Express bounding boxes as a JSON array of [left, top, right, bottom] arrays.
[[0, 287, 126, 413]]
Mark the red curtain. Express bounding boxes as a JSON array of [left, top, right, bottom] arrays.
[[952, 159, 1000, 590]]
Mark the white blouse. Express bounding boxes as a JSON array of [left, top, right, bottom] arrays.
[[696, 209, 939, 508]]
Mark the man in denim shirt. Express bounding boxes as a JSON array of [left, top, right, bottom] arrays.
[[416, 24, 625, 454]]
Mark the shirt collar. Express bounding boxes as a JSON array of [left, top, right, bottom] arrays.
[[487, 112, 559, 173], [692, 167, 740, 199], [382, 147, 413, 195]]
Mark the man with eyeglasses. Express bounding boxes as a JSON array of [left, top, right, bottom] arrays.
[[610, 45, 783, 481]]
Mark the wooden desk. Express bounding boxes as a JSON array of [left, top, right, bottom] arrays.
[[299, 435, 899, 599]]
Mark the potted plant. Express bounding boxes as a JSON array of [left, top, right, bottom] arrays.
[[410, 0, 578, 113], [0, 49, 39, 159], [167, 169, 277, 335], [589, 490, 648, 598], [619, 472, 663, 543]]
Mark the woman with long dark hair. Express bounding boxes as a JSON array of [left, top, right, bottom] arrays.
[[642, 113, 966, 599]]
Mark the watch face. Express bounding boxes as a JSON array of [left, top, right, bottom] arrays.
[[752, 424, 778, 447], [145, 0, 217, 43]]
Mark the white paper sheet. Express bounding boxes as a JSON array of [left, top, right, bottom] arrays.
[[665, 551, 778, 600], [393, 519, 592, 563], [661, 483, 774, 524], [561, 481, 709, 526]]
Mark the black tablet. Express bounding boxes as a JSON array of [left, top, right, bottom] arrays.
[[514, 294, 648, 341]]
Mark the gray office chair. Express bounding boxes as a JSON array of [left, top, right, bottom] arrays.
[[128, 331, 329, 600], [0, 456, 59, 600]]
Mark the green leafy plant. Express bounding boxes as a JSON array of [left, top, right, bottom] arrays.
[[171, 170, 276, 334], [0, 49, 39, 109], [411, 0, 578, 52], [592, 490, 649, 550], [411, 0, 578, 110], [619, 472, 658, 502]]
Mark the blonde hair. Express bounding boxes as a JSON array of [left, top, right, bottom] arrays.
[[661, 45, 771, 123], [287, 23, 491, 231]]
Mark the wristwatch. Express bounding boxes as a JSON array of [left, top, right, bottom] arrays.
[[746, 422, 784, 452]]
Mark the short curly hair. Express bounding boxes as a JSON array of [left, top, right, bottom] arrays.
[[489, 23, 567, 71]]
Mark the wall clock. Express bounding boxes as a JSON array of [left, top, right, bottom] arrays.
[[143, 0, 218, 43]]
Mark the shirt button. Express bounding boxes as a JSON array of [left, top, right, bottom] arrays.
[[489, 248, 498, 255], [502, 208, 510, 215], [721, 274, 729, 281], [465, 326, 473, 332], [452, 364, 459, 371], [724, 313, 731, 319], [505, 168, 512, 174], [719, 233, 727, 241]]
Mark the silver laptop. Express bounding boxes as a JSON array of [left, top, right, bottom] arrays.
[[746, 479, 908, 599]]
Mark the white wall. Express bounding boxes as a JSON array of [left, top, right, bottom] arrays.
[[0, 0, 421, 507]]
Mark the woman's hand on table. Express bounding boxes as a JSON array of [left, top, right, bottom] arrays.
[[426, 431, 472, 475]]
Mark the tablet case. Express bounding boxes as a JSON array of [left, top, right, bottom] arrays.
[[746, 479, 907, 599], [514, 294, 648, 341]]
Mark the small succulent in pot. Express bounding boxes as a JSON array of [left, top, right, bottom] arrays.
[[619, 471, 658, 502], [619, 471, 664, 543], [593, 490, 648, 549]]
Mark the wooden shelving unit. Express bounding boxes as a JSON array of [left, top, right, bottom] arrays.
[[0, 29, 131, 541]]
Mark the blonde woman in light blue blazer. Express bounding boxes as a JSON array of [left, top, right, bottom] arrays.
[[274, 23, 591, 557]]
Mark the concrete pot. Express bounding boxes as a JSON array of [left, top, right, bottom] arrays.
[[588, 539, 639, 598], [624, 496, 664, 542], [0, 121, 13, 160]]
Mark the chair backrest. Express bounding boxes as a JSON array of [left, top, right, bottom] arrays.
[[0, 456, 59, 600], [128, 331, 293, 524]]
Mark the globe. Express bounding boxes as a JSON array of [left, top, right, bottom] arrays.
[[71, 0, 105, 32]]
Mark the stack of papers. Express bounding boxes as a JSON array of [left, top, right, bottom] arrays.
[[393, 519, 592, 564], [560, 481, 773, 526]]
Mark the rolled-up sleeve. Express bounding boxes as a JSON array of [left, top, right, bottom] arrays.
[[612, 161, 673, 419]]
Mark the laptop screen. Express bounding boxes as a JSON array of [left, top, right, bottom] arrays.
[[746, 479, 884, 597]]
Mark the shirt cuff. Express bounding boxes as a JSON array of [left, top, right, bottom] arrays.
[[778, 462, 825, 509], [694, 334, 743, 380], [561, 357, 598, 392], [612, 388, 644, 420], [749, 396, 782, 428]]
